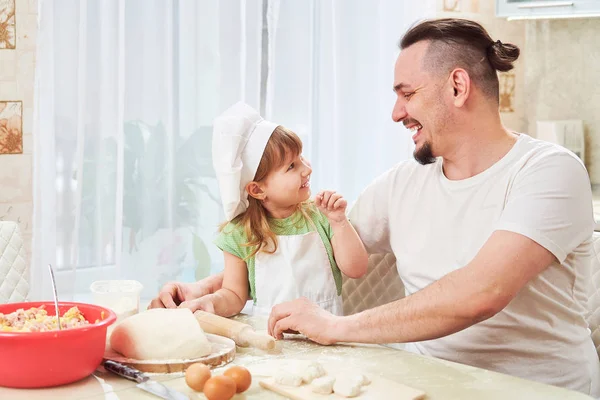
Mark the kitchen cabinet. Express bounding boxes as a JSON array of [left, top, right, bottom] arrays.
[[497, 0, 600, 19]]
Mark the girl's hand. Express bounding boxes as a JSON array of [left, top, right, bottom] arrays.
[[179, 295, 217, 314], [315, 190, 347, 224], [148, 280, 215, 309]]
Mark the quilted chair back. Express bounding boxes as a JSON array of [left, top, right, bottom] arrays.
[[342, 253, 404, 315], [587, 231, 600, 358], [0, 221, 30, 303]]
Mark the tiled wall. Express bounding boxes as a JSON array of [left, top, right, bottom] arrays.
[[0, 0, 37, 262], [523, 19, 600, 185], [435, 0, 527, 133]]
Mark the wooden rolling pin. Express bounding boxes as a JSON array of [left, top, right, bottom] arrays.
[[194, 310, 275, 351]]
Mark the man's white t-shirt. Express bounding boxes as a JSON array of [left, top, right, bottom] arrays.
[[349, 134, 600, 395]]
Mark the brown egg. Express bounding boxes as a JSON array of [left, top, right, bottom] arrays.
[[203, 375, 237, 400], [223, 365, 252, 393], [184, 363, 211, 392]]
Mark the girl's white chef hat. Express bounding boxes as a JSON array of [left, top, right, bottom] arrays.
[[212, 102, 278, 221]]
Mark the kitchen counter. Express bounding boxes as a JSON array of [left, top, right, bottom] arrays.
[[0, 314, 591, 400]]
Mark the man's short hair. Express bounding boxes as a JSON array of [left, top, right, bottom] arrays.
[[400, 18, 520, 101]]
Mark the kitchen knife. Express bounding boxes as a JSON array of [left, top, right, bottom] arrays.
[[103, 360, 190, 400]]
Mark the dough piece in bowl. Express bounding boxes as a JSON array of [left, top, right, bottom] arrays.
[[110, 308, 212, 360]]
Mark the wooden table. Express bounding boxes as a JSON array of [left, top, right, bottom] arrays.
[[0, 314, 592, 399]]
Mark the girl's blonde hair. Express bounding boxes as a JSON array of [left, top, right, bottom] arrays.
[[220, 125, 314, 259]]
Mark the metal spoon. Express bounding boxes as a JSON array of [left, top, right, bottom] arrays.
[[47, 263, 61, 330]]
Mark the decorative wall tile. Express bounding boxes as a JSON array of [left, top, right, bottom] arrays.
[[0, 100, 21, 154], [440, 0, 479, 13], [499, 72, 515, 113], [21, 132, 30, 154], [21, 101, 31, 132], [0, 0, 15, 49], [443, 0, 461, 12]]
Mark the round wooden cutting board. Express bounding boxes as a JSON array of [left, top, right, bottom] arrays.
[[103, 333, 236, 373]]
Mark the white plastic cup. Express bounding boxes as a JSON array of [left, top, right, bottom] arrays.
[[90, 280, 143, 322]]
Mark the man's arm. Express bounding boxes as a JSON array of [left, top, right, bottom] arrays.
[[338, 230, 555, 343], [269, 230, 555, 344]]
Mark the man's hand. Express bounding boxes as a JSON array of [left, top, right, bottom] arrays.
[[148, 281, 213, 309], [315, 190, 347, 224], [267, 297, 343, 345]]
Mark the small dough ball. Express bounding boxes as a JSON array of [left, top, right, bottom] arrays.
[[203, 375, 237, 400], [311, 376, 335, 394], [302, 362, 326, 383], [110, 308, 212, 360], [334, 377, 362, 398], [353, 374, 371, 386], [185, 363, 211, 392], [274, 371, 303, 387], [224, 365, 252, 393]]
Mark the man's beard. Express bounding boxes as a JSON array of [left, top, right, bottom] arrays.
[[414, 141, 436, 165]]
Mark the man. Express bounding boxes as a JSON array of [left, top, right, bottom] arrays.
[[150, 19, 599, 395]]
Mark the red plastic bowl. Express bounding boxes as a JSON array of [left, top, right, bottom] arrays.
[[0, 301, 117, 388]]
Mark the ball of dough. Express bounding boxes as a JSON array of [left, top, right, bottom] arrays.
[[333, 377, 362, 398], [110, 308, 212, 360], [311, 376, 335, 394], [302, 362, 326, 384], [273, 371, 303, 387], [353, 374, 371, 386]]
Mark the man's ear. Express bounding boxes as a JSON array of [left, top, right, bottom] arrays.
[[449, 68, 470, 107], [246, 182, 266, 200]]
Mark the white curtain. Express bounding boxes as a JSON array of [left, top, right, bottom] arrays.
[[32, 0, 434, 302], [266, 0, 434, 201]]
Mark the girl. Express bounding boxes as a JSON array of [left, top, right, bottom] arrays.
[[202, 102, 368, 317]]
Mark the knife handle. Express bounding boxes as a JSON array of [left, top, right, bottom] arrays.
[[104, 360, 149, 384]]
